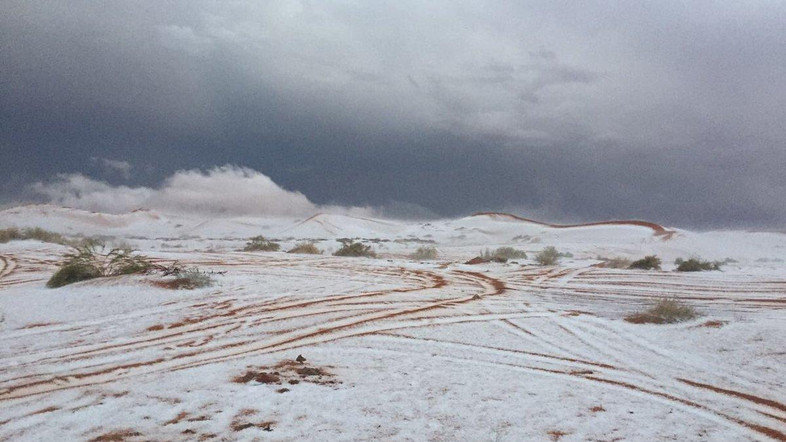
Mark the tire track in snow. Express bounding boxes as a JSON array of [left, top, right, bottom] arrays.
[[326, 343, 785, 441], [0, 268, 506, 401], [0, 266, 437, 376]]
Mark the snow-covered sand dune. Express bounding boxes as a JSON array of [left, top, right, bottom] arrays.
[[1, 206, 785, 440]]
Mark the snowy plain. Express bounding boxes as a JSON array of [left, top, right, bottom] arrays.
[[1, 205, 785, 441]]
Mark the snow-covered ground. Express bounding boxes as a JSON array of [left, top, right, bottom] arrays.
[[1, 206, 785, 441]]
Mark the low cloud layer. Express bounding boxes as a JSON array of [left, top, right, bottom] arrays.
[[32, 166, 349, 217]]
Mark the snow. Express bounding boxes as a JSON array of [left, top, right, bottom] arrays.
[[1, 205, 785, 440]]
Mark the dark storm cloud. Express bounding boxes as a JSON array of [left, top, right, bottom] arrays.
[[1, 1, 784, 227]]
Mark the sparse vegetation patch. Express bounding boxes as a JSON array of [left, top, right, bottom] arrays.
[[410, 246, 438, 260], [597, 257, 632, 269], [490, 247, 527, 260], [535, 246, 560, 266], [46, 244, 214, 289], [675, 258, 721, 272], [628, 255, 662, 270], [625, 298, 698, 324], [287, 242, 321, 254], [155, 268, 214, 290], [333, 240, 376, 258], [47, 244, 155, 288], [46, 263, 103, 288], [243, 236, 280, 252], [0, 226, 101, 247]]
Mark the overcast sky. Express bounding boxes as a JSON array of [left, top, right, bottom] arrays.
[[2, 1, 785, 227]]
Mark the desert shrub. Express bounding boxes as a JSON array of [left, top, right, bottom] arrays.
[[535, 246, 560, 266], [598, 257, 632, 269], [243, 236, 280, 252], [628, 255, 662, 270], [675, 258, 721, 272], [492, 247, 527, 260], [22, 227, 68, 245], [477, 249, 507, 263], [46, 244, 154, 288], [74, 236, 105, 248], [625, 298, 698, 324], [46, 263, 103, 288], [0, 227, 22, 243], [410, 246, 438, 260], [0, 226, 74, 245], [159, 268, 213, 290], [334, 241, 376, 258], [109, 249, 154, 275], [1, 226, 106, 248], [287, 242, 321, 254]]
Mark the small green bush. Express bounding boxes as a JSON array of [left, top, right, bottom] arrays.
[[477, 249, 507, 263], [162, 268, 214, 290], [535, 246, 560, 266], [410, 246, 438, 260], [46, 244, 154, 288], [628, 255, 662, 270], [334, 241, 376, 258], [675, 258, 721, 272], [243, 236, 281, 252], [491, 247, 527, 260], [46, 263, 103, 288], [287, 242, 322, 254], [625, 298, 698, 324]]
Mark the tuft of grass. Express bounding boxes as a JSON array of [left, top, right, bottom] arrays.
[[243, 236, 280, 252], [597, 256, 632, 269], [334, 241, 376, 258], [625, 298, 698, 324], [46, 263, 103, 288], [675, 258, 721, 272], [410, 246, 438, 260], [0, 227, 22, 243], [157, 268, 213, 290], [1, 226, 104, 248], [46, 244, 154, 288], [490, 247, 527, 260], [1, 227, 68, 245], [535, 246, 560, 266], [628, 255, 662, 270], [287, 242, 322, 254]]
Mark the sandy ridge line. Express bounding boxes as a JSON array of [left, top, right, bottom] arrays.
[[471, 211, 675, 236]]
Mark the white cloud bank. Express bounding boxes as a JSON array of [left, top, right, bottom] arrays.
[[31, 165, 372, 217]]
